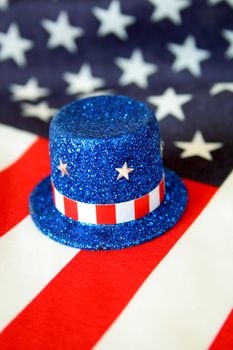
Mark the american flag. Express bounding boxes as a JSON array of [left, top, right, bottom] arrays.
[[0, 0, 233, 349]]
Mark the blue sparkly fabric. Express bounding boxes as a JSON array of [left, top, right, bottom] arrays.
[[29, 95, 188, 250], [50, 95, 162, 203], [30, 169, 187, 250]]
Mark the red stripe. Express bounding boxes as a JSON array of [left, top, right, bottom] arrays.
[[134, 193, 149, 219], [64, 196, 78, 221], [0, 138, 50, 237], [209, 309, 233, 350], [0, 179, 217, 350], [159, 177, 165, 202], [96, 204, 116, 224], [51, 182, 55, 203]]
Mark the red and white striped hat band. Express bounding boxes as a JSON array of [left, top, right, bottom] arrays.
[[51, 175, 165, 225]]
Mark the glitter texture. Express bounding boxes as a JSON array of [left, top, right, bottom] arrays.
[[49, 95, 162, 203], [29, 95, 188, 250], [30, 169, 187, 250]]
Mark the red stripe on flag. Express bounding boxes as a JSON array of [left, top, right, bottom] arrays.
[[159, 177, 165, 202], [0, 179, 217, 350], [134, 193, 149, 219], [96, 204, 116, 224], [64, 196, 78, 221], [209, 309, 233, 350], [0, 138, 50, 237]]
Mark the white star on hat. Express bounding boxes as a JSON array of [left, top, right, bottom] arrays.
[[9, 78, 50, 101], [148, 0, 191, 25], [57, 159, 69, 177], [115, 48, 157, 88], [116, 162, 134, 180], [174, 130, 223, 160], [148, 87, 192, 121], [0, 23, 34, 66], [167, 35, 211, 77], [93, 0, 136, 40], [63, 63, 105, 95], [41, 11, 84, 53]]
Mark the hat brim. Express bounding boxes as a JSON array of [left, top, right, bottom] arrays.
[[29, 169, 188, 250]]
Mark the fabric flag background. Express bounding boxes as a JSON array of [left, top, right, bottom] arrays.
[[0, 0, 233, 349]]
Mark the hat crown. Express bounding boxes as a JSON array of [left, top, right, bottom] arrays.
[[49, 95, 163, 204]]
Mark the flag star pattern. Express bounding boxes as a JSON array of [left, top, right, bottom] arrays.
[[208, 0, 233, 7], [41, 11, 84, 53], [167, 35, 211, 76], [148, 87, 192, 121], [148, 0, 191, 25], [21, 102, 57, 121], [0, 23, 34, 66], [0, 0, 233, 349], [0, 0, 9, 10], [9, 78, 50, 101], [222, 29, 233, 59], [63, 63, 105, 95], [93, 0, 136, 40], [210, 82, 233, 95], [174, 130, 223, 160], [115, 48, 157, 88]]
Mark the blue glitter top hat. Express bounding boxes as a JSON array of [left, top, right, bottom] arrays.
[[29, 95, 188, 250]]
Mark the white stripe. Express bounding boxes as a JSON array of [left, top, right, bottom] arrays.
[[0, 124, 37, 171], [54, 187, 65, 214], [53, 176, 164, 224], [95, 171, 233, 350], [0, 216, 78, 332], [78, 202, 97, 224], [149, 185, 160, 211], [116, 200, 135, 223]]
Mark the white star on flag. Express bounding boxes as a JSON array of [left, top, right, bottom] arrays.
[[41, 11, 84, 53], [116, 162, 134, 180], [208, 0, 233, 7], [0, 23, 34, 66], [78, 89, 114, 99], [167, 35, 211, 77], [115, 48, 157, 88], [222, 29, 233, 59], [9, 78, 50, 101], [148, 87, 192, 121], [21, 102, 57, 121], [174, 130, 223, 160], [210, 82, 233, 95], [0, 0, 9, 10], [148, 0, 191, 25], [63, 63, 105, 95], [93, 0, 136, 40]]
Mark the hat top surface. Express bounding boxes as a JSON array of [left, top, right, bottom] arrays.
[[53, 95, 155, 139]]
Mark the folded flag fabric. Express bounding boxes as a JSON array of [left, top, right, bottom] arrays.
[[0, 1, 233, 349]]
